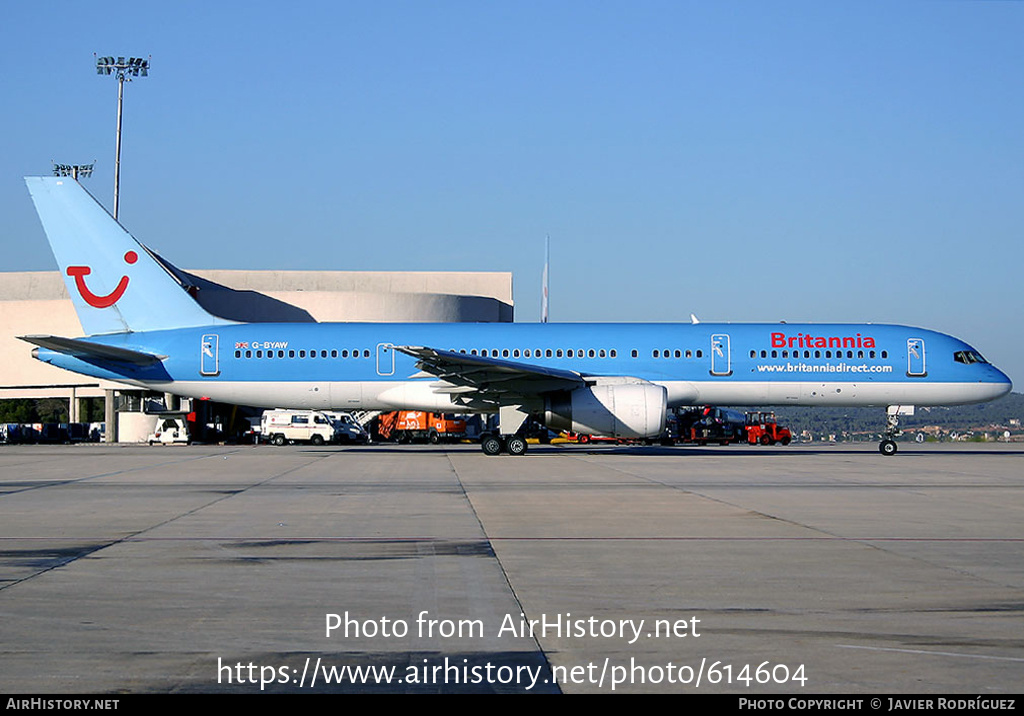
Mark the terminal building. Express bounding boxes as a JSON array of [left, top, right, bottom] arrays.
[[0, 266, 513, 442]]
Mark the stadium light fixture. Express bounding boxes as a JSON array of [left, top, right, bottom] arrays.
[[95, 54, 150, 220], [52, 161, 96, 181]]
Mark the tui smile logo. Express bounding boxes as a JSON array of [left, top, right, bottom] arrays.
[[66, 250, 138, 308]]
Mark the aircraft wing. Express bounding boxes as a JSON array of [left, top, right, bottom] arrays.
[[19, 335, 166, 366], [395, 346, 586, 402]]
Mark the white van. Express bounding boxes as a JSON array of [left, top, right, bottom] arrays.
[[261, 409, 367, 446]]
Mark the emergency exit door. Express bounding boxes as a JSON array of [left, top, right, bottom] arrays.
[[710, 333, 732, 376], [907, 338, 927, 377], [200, 334, 219, 376]]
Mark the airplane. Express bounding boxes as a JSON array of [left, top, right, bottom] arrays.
[[20, 176, 1012, 456]]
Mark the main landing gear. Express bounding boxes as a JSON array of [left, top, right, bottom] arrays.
[[481, 404, 532, 456], [879, 405, 906, 456], [480, 434, 528, 456]]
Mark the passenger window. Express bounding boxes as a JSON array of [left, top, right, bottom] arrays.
[[631, 350, 638, 358]]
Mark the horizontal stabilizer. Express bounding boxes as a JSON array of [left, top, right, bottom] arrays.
[[19, 335, 166, 366]]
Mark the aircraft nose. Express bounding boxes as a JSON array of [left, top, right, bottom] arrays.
[[994, 367, 1013, 396], [983, 365, 1013, 400]]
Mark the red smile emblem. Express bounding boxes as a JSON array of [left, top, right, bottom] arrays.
[[67, 251, 138, 308]]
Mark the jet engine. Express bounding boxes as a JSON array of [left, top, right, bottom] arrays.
[[544, 383, 667, 438]]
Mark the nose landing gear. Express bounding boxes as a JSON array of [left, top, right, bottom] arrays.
[[879, 405, 910, 455]]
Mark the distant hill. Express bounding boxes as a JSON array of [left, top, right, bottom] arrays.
[[725, 392, 1024, 442]]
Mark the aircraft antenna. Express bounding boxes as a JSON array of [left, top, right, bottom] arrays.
[[541, 235, 550, 323]]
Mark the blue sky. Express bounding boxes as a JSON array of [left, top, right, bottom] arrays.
[[3, 1, 1022, 386]]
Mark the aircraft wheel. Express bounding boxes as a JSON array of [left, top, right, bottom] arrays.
[[481, 436, 503, 456], [310, 434, 324, 446], [273, 434, 286, 446], [879, 439, 898, 456], [506, 436, 528, 456]]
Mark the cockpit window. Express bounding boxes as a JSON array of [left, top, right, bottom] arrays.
[[954, 350, 989, 365]]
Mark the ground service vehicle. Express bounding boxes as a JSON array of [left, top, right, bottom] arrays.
[[377, 411, 466, 443], [262, 409, 343, 446], [148, 417, 190, 445], [745, 411, 793, 445], [678, 406, 748, 446]]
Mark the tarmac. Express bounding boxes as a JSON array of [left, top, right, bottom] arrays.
[[0, 441, 1021, 694]]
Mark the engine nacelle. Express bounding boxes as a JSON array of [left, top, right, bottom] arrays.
[[544, 383, 667, 438]]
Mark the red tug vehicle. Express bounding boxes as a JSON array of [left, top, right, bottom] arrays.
[[743, 411, 793, 446]]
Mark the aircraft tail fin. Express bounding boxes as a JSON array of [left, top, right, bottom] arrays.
[[24, 176, 229, 335]]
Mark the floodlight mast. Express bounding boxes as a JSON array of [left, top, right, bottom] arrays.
[[95, 55, 149, 221]]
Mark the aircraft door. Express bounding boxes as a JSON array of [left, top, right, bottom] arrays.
[[376, 343, 395, 376], [200, 334, 219, 376], [710, 333, 732, 376], [907, 338, 927, 377]]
